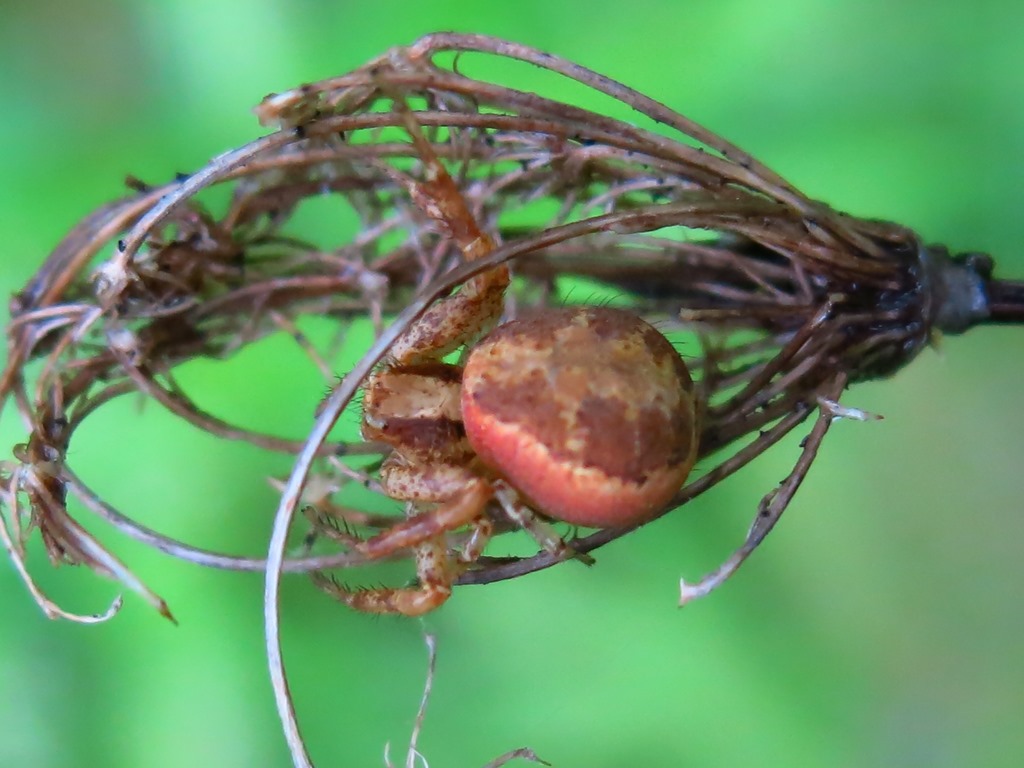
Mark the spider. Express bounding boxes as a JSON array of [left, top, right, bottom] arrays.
[[312, 107, 700, 616]]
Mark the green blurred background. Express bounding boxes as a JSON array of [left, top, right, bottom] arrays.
[[2, 2, 1022, 766]]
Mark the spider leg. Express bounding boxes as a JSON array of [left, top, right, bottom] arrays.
[[312, 538, 454, 617], [457, 515, 494, 564], [301, 505, 361, 547], [313, 479, 494, 615], [493, 482, 596, 567], [383, 89, 511, 365], [356, 479, 491, 559]]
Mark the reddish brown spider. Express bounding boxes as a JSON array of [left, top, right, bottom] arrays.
[[312, 107, 699, 616]]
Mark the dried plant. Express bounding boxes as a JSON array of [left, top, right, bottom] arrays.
[[2, 33, 1021, 766]]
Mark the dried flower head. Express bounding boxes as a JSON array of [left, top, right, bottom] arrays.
[[1, 31, 1022, 762]]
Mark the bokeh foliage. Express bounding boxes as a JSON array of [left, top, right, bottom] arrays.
[[1, 2, 1022, 767]]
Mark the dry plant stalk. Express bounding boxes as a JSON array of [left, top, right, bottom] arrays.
[[1, 31, 1022, 765], [385, 634, 549, 768]]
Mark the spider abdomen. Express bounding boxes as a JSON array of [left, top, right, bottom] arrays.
[[461, 306, 698, 528]]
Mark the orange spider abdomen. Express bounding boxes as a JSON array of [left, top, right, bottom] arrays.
[[461, 306, 698, 528]]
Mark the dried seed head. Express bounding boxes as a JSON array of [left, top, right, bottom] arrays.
[[1, 31, 1020, 624]]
